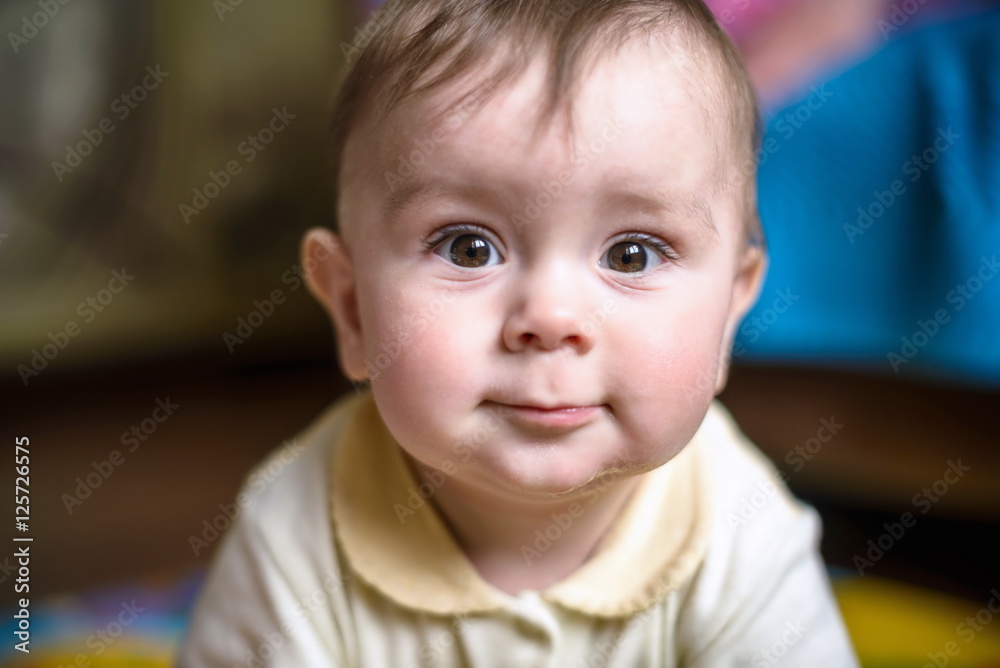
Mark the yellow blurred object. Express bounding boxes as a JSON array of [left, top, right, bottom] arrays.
[[835, 576, 1000, 668]]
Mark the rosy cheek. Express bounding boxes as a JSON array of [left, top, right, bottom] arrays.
[[367, 297, 475, 391]]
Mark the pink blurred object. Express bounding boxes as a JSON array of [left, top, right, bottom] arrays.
[[703, 0, 799, 45], [708, 0, 889, 108]]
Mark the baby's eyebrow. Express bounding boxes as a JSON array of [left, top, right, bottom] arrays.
[[381, 180, 498, 226], [381, 178, 718, 242], [603, 188, 718, 242]]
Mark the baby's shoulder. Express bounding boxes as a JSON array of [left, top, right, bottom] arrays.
[[695, 400, 819, 553], [699, 401, 797, 503], [233, 393, 358, 539]]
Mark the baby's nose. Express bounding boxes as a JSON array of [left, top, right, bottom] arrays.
[[501, 266, 597, 353]]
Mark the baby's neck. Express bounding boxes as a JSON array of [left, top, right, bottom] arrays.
[[418, 466, 643, 595]]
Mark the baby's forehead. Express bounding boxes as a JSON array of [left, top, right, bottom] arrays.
[[369, 37, 727, 169], [341, 55, 741, 255], [415, 34, 714, 121]]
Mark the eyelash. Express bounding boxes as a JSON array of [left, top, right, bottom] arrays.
[[422, 224, 681, 266], [422, 223, 496, 253], [612, 232, 681, 263]]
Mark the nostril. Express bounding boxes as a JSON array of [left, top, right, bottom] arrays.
[[514, 332, 585, 349]]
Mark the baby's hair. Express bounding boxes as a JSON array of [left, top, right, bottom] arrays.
[[330, 0, 764, 250]]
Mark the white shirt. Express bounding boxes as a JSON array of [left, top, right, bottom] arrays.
[[179, 390, 858, 667]]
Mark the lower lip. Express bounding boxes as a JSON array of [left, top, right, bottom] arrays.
[[499, 404, 604, 430]]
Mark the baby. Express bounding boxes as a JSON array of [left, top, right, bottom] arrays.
[[181, 0, 858, 665]]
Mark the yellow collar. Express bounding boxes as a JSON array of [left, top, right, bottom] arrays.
[[330, 391, 712, 618]]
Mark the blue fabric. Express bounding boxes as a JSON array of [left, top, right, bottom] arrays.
[[737, 10, 1000, 386]]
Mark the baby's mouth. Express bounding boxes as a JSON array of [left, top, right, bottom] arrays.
[[484, 400, 607, 432]]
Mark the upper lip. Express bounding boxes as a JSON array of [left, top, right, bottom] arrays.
[[489, 400, 604, 411]]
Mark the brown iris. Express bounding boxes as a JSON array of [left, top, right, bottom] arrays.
[[449, 234, 492, 268], [606, 241, 647, 273]]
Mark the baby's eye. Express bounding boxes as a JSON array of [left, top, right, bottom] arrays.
[[434, 232, 502, 268], [600, 239, 668, 273]]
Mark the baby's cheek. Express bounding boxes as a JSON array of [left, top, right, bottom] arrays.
[[613, 321, 721, 447], [367, 298, 484, 406]]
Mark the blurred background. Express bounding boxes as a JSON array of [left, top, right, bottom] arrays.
[[1, 0, 998, 666]]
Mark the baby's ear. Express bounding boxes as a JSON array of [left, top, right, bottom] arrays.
[[714, 244, 767, 394], [301, 228, 367, 381]]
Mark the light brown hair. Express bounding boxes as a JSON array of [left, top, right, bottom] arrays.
[[330, 0, 764, 248]]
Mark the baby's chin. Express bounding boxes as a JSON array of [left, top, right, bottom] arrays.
[[457, 441, 661, 502]]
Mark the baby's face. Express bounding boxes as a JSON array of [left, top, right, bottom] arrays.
[[330, 40, 762, 501]]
